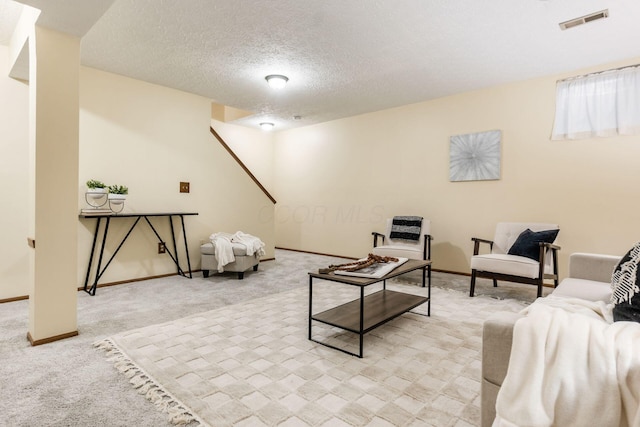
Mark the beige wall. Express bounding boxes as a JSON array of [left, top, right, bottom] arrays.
[[78, 67, 275, 286], [3, 43, 640, 300], [211, 119, 275, 194], [273, 57, 640, 278], [0, 44, 30, 300], [28, 26, 80, 341]]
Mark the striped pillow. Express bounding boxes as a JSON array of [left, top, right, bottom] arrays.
[[389, 216, 422, 241]]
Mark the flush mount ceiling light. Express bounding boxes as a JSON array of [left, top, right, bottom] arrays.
[[265, 74, 289, 89], [260, 122, 275, 130]]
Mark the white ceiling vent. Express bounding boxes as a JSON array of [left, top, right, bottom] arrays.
[[559, 9, 609, 30]]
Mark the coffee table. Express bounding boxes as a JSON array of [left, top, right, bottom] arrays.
[[308, 259, 431, 358]]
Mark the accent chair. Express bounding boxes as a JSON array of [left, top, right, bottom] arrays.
[[469, 222, 560, 298], [372, 217, 433, 287]]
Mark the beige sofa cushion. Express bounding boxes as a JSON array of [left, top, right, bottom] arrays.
[[552, 277, 612, 302], [200, 242, 247, 256], [471, 254, 554, 278]]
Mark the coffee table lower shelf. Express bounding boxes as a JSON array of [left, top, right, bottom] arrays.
[[310, 289, 429, 358]]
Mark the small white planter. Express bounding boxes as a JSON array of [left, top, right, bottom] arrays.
[[108, 193, 127, 205], [87, 188, 107, 199]]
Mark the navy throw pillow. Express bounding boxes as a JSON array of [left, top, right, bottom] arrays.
[[611, 242, 640, 323], [507, 228, 559, 261]]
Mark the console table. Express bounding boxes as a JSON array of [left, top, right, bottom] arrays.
[[308, 259, 431, 358], [80, 212, 198, 295]]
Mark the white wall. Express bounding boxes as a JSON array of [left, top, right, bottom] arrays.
[[0, 44, 30, 300], [273, 57, 640, 278]]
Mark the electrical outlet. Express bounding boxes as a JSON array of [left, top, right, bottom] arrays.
[[158, 242, 166, 254], [180, 182, 190, 193]]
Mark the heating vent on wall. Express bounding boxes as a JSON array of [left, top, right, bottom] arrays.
[[559, 9, 609, 30]]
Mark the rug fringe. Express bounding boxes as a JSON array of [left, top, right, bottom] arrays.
[[94, 338, 204, 426]]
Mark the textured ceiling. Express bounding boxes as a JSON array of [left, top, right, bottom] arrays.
[[3, 0, 640, 130]]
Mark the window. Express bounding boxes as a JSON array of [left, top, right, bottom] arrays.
[[551, 65, 640, 140]]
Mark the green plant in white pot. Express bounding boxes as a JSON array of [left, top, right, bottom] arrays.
[[107, 184, 128, 204], [86, 179, 107, 197]]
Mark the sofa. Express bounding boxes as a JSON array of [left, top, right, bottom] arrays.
[[481, 252, 621, 427]]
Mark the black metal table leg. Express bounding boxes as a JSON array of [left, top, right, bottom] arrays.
[[168, 216, 180, 275], [180, 215, 193, 278], [424, 266, 430, 316], [359, 286, 364, 358], [84, 217, 102, 294], [308, 276, 313, 340], [89, 216, 111, 295]]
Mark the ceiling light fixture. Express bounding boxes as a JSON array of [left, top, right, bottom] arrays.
[[260, 122, 275, 130], [265, 74, 289, 89]]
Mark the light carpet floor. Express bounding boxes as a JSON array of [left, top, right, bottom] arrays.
[[95, 282, 526, 426], [0, 249, 543, 426]]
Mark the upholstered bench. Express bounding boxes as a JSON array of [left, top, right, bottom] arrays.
[[200, 242, 259, 279]]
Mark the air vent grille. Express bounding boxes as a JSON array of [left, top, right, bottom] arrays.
[[559, 9, 609, 30]]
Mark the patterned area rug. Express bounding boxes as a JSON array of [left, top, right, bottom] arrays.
[[95, 282, 526, 427]]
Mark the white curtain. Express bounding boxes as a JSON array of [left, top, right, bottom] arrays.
[[551, 65, 640, 140]]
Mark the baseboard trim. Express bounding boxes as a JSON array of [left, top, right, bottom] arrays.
[[275, 247, 359, 260], [0, 295, 29, 304], [76, 258, 277, 292], [27, 330, 79, 346], [2, 262, 280, 305], [76, 272, 184, 292]]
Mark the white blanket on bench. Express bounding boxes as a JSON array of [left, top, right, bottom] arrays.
[[494, 296, 640, 427]]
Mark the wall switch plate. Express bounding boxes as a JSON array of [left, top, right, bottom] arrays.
[[180, 182, 190, 193], [158, 242, 166, 254]]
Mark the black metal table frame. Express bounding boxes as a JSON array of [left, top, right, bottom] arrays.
[[308, 260, 431, 358], [81, 212, 198, 295]]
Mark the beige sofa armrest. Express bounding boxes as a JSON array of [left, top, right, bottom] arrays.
[[481, 311, 523, 427], [568, 252, 621, 283], [482, 312, 522, 386]]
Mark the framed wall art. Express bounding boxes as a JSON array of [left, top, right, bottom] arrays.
[[449, 130, 501, 182]]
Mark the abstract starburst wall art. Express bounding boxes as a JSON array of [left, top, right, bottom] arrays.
[[449, 130, 501, 182]]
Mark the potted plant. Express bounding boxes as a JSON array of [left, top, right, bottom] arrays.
[[107, 184, 128, 205], [86, 179, 108, 202]]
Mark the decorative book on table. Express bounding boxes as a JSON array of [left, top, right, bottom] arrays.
[[334, 257, 409, 278], [80, 208, 113, 216]]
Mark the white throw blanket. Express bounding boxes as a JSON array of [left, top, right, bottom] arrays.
[[209, 232, 235, 272], [494, 296, 640, 427], [209, 231, 265, 273], [231, 231, 266, 257]]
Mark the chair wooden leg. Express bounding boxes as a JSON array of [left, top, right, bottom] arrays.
[[203, 270, 209, 278], [253, 264, 259, 271], [238, 272, 244, 280], [470, 270, 477, 297], [537, 282, 543, 298], [493, 279, 498, 288]]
